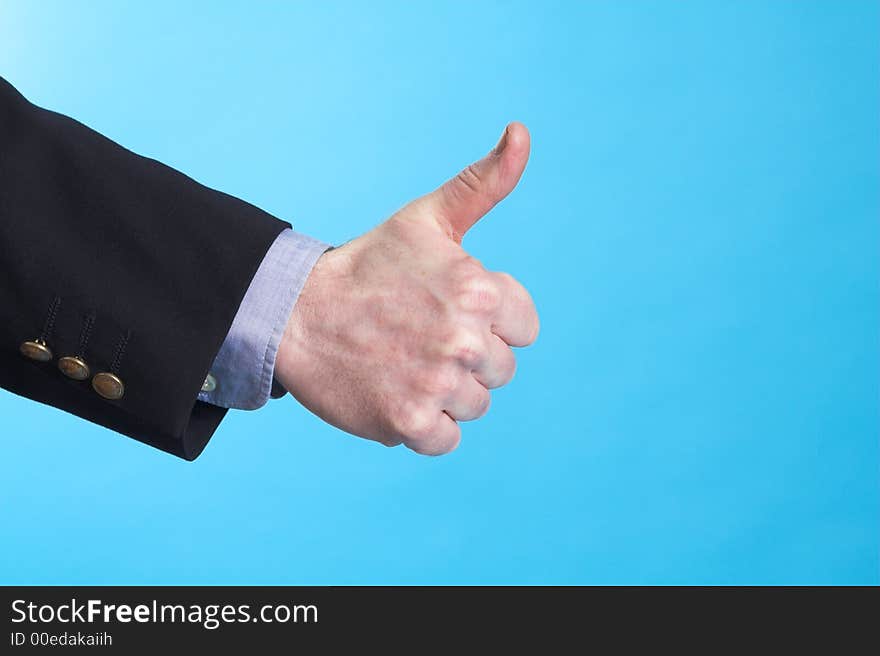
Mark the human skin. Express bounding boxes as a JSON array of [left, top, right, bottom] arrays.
[[275, 122, 539, 455]]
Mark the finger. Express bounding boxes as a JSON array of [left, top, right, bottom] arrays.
[[444, 375, 491, 422], [473, 334, 517, 389], [490, 271, 540, 347], [427, 122, 531, 242], [405, 412, 462, 456]]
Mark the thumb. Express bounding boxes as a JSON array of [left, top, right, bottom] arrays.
[[428, 122, 530, 242]]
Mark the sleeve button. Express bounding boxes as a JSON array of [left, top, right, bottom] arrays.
[[92, 372, 125, 400], [20, 340, 53, 362], [58, 356, 91, 380]]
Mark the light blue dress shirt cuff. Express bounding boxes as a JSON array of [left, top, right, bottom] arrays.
[[198, 228, 330, 410]]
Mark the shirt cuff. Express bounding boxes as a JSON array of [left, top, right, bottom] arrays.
[[198, 228, 330, 410]]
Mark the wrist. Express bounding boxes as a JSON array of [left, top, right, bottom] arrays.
[[275, 245, 350, 394]]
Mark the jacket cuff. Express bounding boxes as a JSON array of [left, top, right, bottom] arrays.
[[198, 229, 330, 410]]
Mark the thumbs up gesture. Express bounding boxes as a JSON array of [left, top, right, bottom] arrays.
[[276, 123, 539, 455]]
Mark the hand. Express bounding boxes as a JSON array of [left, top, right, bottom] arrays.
[[275, 123, 539, 455]]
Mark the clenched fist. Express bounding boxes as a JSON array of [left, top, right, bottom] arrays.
[[275, 123, 539, 455]]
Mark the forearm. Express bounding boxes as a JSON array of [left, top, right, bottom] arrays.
[[0, 76, 288, 458]]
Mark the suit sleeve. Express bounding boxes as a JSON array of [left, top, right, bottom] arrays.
[[0, 77, 290, 460]]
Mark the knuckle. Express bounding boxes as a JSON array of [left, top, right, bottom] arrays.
[[479, 343, 516, 389], [459, 279, 500, 313], [445, 327, 483, 362], [452, 339, 484, 368], [494, 272, 539, 345], [455, 256, 486, 280], [421, 366, 460, 396], [393, 405, 438, 444], [455, 164, 484, 195], [497, 271, 530, 303], [456, 266, 500, 313]]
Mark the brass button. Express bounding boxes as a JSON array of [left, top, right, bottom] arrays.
[[201, 374, 217, 393], [92, 372, 125, 400], [58, 356, 91, 380], [20, 340, 53, 362]]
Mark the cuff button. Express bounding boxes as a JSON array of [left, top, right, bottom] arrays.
[[202, 374, 217, 393], [20, 340, 53, 362], [58, 356, 91, 380], [92, 372, 125, 400]]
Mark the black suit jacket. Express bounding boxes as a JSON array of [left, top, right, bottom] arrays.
[[0, 77, 289, 459]]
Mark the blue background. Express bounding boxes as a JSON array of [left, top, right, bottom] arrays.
[[0, 1, 877, 584]]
